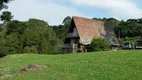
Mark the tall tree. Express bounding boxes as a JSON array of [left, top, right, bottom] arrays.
[[0, 11, 13, 22], [62, 16, 71, 26]]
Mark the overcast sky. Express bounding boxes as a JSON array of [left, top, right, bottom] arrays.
[[2, 0, 142, 25]]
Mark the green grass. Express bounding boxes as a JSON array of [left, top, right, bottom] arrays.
[[0, 50, 142, 80]]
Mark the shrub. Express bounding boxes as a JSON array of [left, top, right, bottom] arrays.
[[91, 38, 110, 51], [23, 46, 38, 53], [0, 46, 8, 57]]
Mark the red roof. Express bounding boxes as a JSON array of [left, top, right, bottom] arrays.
[[72, 16, 106, 45]]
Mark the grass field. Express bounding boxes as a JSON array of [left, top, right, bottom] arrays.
[[0, 50, 142, 80]]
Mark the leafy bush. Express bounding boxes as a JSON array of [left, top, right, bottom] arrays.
[[23, 46, 38, 53], [0, 46, 8, 57], [91, 38, 110, 51]]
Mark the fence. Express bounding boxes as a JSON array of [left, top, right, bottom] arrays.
[[58, 44, 78, 53]]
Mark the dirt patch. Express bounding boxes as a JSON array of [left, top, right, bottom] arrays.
[[0, 74, 12, 78], [0, 64, 47, 79], [0, 66, 9, 71], [0, 66, 4, 69], [20, 64, 47, 72], [0, 60, 5, 64]]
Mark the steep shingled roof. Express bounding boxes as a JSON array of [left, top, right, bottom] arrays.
[[72, 16, 119, 45], [73, 16, 106, 45]]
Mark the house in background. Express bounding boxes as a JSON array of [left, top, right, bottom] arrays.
[[61, 16, 120, 53]]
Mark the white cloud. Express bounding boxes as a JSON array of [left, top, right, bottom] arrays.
[[71, 0, 142, 19], [2, 0, 142, 25], [5, 0, 85, 25]]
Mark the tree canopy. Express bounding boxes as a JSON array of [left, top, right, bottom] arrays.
[[0, 16, 61, 57], [62, 16, 71, 26], [0, 11, 13, 22], [0, 0, 12, 10], [92, 17, 142, 38]]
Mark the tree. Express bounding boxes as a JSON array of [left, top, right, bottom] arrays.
[[114, 19, 142, 38], [0, 30, 8, 57], [0, 11, 13, 22], [22, 18, 59, 54], [6, 20, 26, 35], [5, 33, 21, 54], [52, 25, 67, 42], [22, 29, 41, 53], [0, 0, 12, 10], [0, 16, 62, 55], [38, 36, 49, 54], [62, 16, 71, 26]]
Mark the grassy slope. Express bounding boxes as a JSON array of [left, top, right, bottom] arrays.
[[0, 50, 142, 80]]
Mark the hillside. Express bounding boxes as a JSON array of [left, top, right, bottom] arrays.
[[0, 50, 142, 80]]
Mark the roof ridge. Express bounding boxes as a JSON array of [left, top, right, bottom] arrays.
[[72, 16, 103, 23], [72, 16, 93, 21]]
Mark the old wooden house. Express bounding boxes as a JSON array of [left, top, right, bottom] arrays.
[[61, 16, 120, 53]]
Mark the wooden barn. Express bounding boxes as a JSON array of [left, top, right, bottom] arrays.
[[61, 16, 120, 53]]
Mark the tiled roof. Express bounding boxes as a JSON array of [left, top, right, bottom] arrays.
[[72, 16, 119, 45]]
